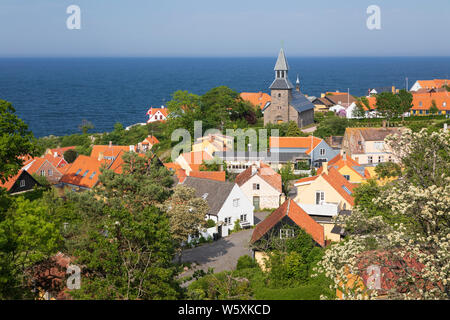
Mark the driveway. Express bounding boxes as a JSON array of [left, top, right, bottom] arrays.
[[179, 211, 271, 282]]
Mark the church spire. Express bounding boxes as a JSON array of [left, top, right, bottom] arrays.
[[296, 74, 300, 92], [274, 48, 289, 71], [269, 48, 294, 90]]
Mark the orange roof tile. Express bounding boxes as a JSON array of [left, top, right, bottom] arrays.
[[240, 92, 271, 110], [294, 175, 318, 185], [90, 145, 130, 161], [46, 146, 76, 158], [417, 79, 449, 90], [60, 155, 105, 189], [24, 158, 48, 175], [181, 151, 213, 166], [318, 154, 364, 178], [269, 136, 322, 154], [0, 170, 26, 191], [235, 164, 282, 193], [321, 167, 356, 206], [44, 153, 68, 169], [251, 199, 325, 247], [411, 91, 450, 111], [142, 135, 159, 145], [188, 170, 226, 182]]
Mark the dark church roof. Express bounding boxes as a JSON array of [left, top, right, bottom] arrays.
[[274, 48, 289, 71], [269, 78, 294, 90], [291, 90, 315, 113]]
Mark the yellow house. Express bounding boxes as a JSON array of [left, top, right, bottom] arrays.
[[317, 154, 366, 184], [192, 133, 233, 157]]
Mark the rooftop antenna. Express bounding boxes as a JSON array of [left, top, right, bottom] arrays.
[[406, 77, 409, 91]]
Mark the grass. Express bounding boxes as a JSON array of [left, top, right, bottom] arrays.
[[254, 285, 327, 300]]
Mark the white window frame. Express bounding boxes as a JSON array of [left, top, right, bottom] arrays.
[[233, 198, 239, 207], [368, 156, 373, 164], [315, 191, 325, 205], [280, 229, 295, 239], [20, 180, 25, 188], [253, 183, 260, 190], [240, 214, 247, 222], [319, 148, 326, 156]]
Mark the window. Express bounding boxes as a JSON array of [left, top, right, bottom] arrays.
[[224, 217, 232, 225], [342, 185, 352, 195], [378, 156, 384, 163], [20, 180, 25, 187], [82, 170, 89, 177], [319, 148, 325, 156], [419, 101, 423, 107], [343, 175, 350, 181], [368, 156, 373, 164], [75, 169, 82, 176], [89, 171, 97, 179], [253, 183, 260, 190], [233, 199, 239, 207], [374, 142, 384, 150], [278, 93, 281, 98], [443, 102, 447, 107], [240, 214, 247, 222], [280, 229, 295, 239], [40, 170, 45, 176], [48, 169, 53, 176], [388, 155, 392, 162], [315, 191, 325, 205]]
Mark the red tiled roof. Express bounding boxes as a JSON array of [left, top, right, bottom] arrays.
[[189, 170, 226, 182], [142, 135, 159, 145], [294, 175, 318, 185], [147, 107, 169, 117], [60, 155, 105, 189], [251, 199, 325, 247], [240, 92, 271, 110], [0, 169, 26, 191], [24, 158, 48, 175], [416, 79, 449, 90], [321, 167, 356, 206], [181, 151, 213, 166], [235, 164, 282, 193], [90, 145, 130, 161], [269, 136, 322, 155], [44, 153, 68, 169], [317, 154, 364, 178], [411, 91, 450, 111], [46, 146, 76, 158]]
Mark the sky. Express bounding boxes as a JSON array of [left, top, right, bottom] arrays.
[[0, 0, 449, 57]]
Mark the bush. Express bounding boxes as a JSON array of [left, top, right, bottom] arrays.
[[236, 255, 258, 271], [63, 149, 78, 163], [254, 284, 331, 300], [206, 219, 216, 228]]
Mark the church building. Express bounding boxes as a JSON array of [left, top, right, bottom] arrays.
[[263, 49, 315, 127]]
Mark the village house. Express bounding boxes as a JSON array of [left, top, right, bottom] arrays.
[[367, 86, 398, 96], [146, 106, 169, 123], [341, 126, 403, 165], [235, 162, 282, 210], [0, 169, 40, 195], [409, 79, 449, 92], [174, 151, 214, 175], [240, 92, 271, 110], [182, 177, 254, 238], [263, 48, 314, 127], [269, 136, 340, 168], [136, 135, 159, 153], [410, 91, 450, 116], [317, 154, 366, 184], [22, 157, 64, 184], [192, 133, 233, 156], [251, 199, 325, 269], [293, 166, 355, 211], [45, 146, 76, 158], [312, 92, 357, 113], [43, 153, 69, 171]]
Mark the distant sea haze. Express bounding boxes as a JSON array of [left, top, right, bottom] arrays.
[[1, 57, 449, 138]]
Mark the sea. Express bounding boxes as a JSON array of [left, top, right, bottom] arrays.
[[1, 57, 449, 138]]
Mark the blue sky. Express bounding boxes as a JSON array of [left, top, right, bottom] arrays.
[[0, 0, 449, 57]]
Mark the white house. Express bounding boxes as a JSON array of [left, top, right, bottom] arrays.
[[183, 177, 254, 238], [235, 162, 282, 210], [147, 106, 169, 123]]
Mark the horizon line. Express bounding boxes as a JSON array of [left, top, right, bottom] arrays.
[[1, 55, 450, 59]]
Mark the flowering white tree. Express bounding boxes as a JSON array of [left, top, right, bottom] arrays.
[[315, 128, 450, 299]]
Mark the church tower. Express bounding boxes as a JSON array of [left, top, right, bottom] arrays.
[[265, 48, 294, 125]]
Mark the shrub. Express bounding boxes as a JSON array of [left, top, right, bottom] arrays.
[[206, 219, 216, 228], [63, 149, 78, 163], [236, 255, 258, 271]]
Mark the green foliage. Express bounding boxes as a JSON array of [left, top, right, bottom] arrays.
[[78, 119, 94, 135], [63, 149, 78, 163], [31, 173, 51, 189], [286, 121, 307, 137], [0, 196, 62, 299], [236, 255, 258, 271], [206, 219, 216, 228], [279, 162, 296, 195], [429, 100, 439, 115], [314, 114, 349, 139], [375, 89, 413, 121], [374, 162, 401, 178], [232, 219, 242, 233], [353, 97, 369, 118], [0, 100, 39, 183]]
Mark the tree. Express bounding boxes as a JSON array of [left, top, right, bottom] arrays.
[[65, 151, 181, 299], [429, 100, 439, 115], [375, 90, 413, 122], [0, 100, 38, 183], [286, 121, 306, 137], [159, 185, 209, 261], [314, 115, 349, 139], [78, 119, 94, 135], [316, 128, 450, 299], [374, 161, 401, 178], [353, 97, 369, 118], [63, 149, 78, 164], [279, 161, 296, 196], [0, 196, 62, 299]]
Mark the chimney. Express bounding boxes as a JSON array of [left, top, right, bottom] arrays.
[[321, 93, 325, 98], [251, 164, 257, 176], [382, 120, 387, 129], [129, 145, 135, 153], [322, 162, 328, 174], [98, 152, 104, 161], [109, 141, 112, 148], [54, 152, 57, 158]]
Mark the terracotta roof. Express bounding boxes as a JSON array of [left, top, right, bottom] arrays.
[[180, 151, 213, 170], [60, 155, 105, 189], [23, 158, 50, 175], [164, 163, 187, 183], [251, 199, 325, 247], [411, 91, 450, 111], [269, 136, 322, 154], [0, 169, 28, 191], [188, 170, 226, 182], [240, 92, 271, 110], [416, 79, 449, 90], [46, 146, 76, 158], [147, 107, 169, 117], [44, 153, 68, 169], [235, 164, 282, 193], [294, 175, 318, 185], [321, 167, 356, 206], [90, 145, 130, 162], [317, 154, 364, 178], [142, 135, 159, 145]]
